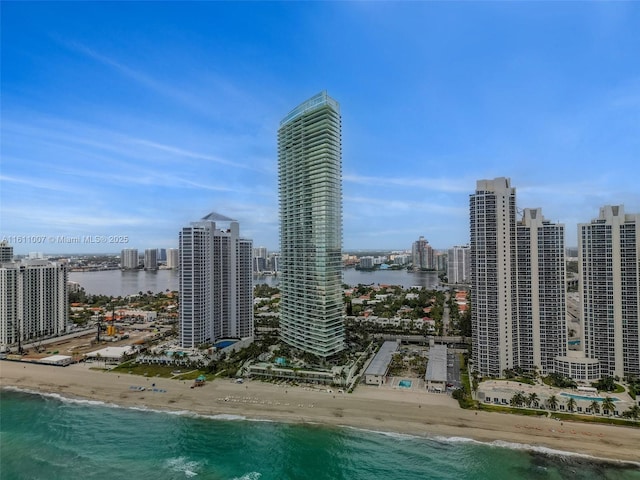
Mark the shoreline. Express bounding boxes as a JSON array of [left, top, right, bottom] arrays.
[[2, 361, 639, 466]]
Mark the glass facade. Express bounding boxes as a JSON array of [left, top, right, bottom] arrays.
[[278, 92, 345, 358]]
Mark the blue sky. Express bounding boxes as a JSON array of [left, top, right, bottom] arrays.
[[2, 2, 639, 254]]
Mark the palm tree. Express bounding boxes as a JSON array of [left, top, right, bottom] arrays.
[[601, 397, 616, 416], [527, 392, 539, 408], [566, 397, 577, 413], [510, 392, 525, 407], [622, 405, 640, 420], [547, 395, 559, 411], [589, 400, 601, 415]]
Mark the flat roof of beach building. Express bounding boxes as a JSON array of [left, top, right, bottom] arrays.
[[365, 341, 399, 377], [425, 344, 447, 383]]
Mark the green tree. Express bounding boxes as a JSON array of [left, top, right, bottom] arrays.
[[547, 395, 559, 411], [566, 397, 577, 412], [593, 375, 616, 392], [510, 392, 525, 407], [601, 397, 616, 416], [622, 405, 640, 420], [589, 400, 601, 415]]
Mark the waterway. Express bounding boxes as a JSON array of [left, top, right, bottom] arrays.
[[68, 268, 441, 297]]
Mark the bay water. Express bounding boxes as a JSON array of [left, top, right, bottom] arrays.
[[68, 269, 441, 297]]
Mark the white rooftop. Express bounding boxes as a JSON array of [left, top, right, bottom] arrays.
[[425, 344, 448, 382], [365, 341, 399, 376], [86, 346, 135, 359]]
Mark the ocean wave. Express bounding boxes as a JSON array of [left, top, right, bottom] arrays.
[[338, 422, 640, 469], [1, 386, 270, 425], [165, 456, 201, 477], [2, 386, 121, 409], [340, 425, 422, 441], [432, 435, 640, 468], [230, 472, 261, 480]]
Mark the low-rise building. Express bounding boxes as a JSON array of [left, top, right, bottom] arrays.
[[364, 340, 399, 385]]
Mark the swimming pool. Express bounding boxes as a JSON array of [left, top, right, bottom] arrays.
[[560, 392, 620, 402], [399, 380, 412, 388]]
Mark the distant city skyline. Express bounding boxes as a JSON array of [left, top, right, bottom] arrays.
[[2, 3, 639, 254]]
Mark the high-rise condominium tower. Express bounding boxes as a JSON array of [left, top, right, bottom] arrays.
[[470, 178, 567, 377], [515, 208, 567, 375], [144, 248, 158, 270], [166, 248, 179, 269], [470, 178, 517, 377], [412, 236, 435, 270], [1, 258, 68, 349], [579, 205, 639, 378], [121, 249, 139, 270], [447, 245, 470, 284], [179, 213, 253, 348], [278, 91, 344, 358]]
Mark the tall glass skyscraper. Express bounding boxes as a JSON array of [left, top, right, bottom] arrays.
[[278, 91, 345, 358]]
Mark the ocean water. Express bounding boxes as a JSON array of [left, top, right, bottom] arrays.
[[1, 388, 639, 480]]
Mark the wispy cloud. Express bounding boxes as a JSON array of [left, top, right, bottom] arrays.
[[344, 173, 471, 193], [61, 40, 208, 114], [0, 173, 85, 195], [129, 138, 252, 170], [345, 195, 466, 216], [1, 205, 155, 229]]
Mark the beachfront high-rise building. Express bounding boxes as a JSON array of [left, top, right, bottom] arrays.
[[412, 236, 435, 270], [278, 91, 344, 358], [166, 248, 179, 270], [470, 178, 518, 377], [0, 259, 68, 350], [447, 245, 470, 284], [120, 249, 139, 270], [515, 208, 567, 375], [470, 178, 568, 377], [144, 249, 158, 271], [579, 205, 639, 378], [178, 213, 253, 348]]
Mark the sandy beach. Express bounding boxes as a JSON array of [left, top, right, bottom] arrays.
[[2, 361, 639, 465]]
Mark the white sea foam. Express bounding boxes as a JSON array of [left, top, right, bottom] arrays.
[[231, 472, 261, 480], [2, 386, 121, 409], [2, 386, 273, 425], [165, 456, 201, 477], [204, 414, 247, 421], [338, 423, 640, 468], [339, 425, 422, 441], [432, 434, 640, 468]]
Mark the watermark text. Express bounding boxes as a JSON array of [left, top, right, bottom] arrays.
[[2, 235, 130, 245]]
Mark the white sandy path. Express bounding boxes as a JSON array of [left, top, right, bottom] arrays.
[[1, 361, 639, 464]]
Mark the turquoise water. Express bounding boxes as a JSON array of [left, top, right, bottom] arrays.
[[399, 380, 412, 388], [1, 388, 639, 480], [560, 392, 620, 402]]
